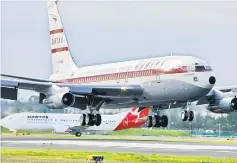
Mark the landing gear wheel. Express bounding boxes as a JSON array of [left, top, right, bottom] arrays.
[[94, 114, 102, 126], [75, 132, 81, 137], [80, 114, 86, 126], [87, 114, 94, 126], [188, 111, 194, 121], [152, 115, 157, 127], [146, 116, 153, 128], [161, 115, 168, 127], [154, 115, 161, 127], [181, 110, 188, 121]]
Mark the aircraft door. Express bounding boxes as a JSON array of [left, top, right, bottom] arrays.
[[125, 72, 128, 84], [156, 70, 161, 83], [116, 73, 120, 84]]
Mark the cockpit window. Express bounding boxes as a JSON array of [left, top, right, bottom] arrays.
[[195, 66, 212, 71], [204, 66, 212, 70], [195, 66, 206, 71]]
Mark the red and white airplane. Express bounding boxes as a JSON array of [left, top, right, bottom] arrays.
[[1, 0, 237, 128], [0, 107, 150, 137]]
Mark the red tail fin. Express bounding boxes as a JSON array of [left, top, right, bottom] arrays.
[[114, 107, 150, 131]]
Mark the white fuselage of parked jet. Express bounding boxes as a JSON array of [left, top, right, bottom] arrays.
[[1, 112, 125, 132], [1, 107, 150, 133]]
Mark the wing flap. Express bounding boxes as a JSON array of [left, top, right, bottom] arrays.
[[1, 79, 52, 90], [1, 79, 52, 100], [1, 73, 54, 83], [1, 87, 18, 100], [1, 74, 143, 101]]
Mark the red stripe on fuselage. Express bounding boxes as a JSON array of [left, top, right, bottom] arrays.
[[51, 47, 68, 54], [56, 68, 190, 84], [50, 29, 64, 35]]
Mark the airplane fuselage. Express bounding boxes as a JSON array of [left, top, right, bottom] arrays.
[[1, 107, 149, 132], [51, 56, 215, 108]]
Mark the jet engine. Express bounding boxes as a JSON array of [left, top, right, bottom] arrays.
[[207, 97, 237, 114], [41, 92, 75, 109]]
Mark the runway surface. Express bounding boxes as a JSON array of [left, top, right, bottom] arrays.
[[1, 135, 237, 158]]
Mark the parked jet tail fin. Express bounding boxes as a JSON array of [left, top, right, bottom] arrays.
[[47, 0, 77, 76], [114, 107, 150, 131]]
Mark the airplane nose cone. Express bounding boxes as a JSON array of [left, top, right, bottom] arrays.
[[209, 76, 216, 85]]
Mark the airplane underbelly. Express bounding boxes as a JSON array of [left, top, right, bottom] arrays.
[[23, 122, 53, 131], [141, 78, 190, 103]]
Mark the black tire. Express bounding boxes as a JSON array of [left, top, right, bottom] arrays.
[[75, 132, 81, 137], [161, 115, 168, 127], [87, 114, 94, 126], [79, 114, 86, 126], [146, 116, 153, 128], [188, 111, 194, 121], [154, 115, 161, 127], [94, 114, 102, 126], [181, 110, 188, 121]]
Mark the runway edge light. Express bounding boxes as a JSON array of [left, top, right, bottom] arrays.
[[86, 155, 104, 163]]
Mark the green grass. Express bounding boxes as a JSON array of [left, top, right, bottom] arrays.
[[109, 128, 192, 137], [1, 126, 52, 134], [2, 148, 237, 163]]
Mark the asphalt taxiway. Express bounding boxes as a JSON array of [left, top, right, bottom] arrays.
[[1, 135, 237, 158]]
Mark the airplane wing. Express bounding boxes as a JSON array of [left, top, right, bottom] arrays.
[[1, 74, 143, 101], [196, 85, 237, 105], [213, 85, 237, 93]]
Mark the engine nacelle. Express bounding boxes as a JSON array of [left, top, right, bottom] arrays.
[[207, 97, 237, 114], [42, 92, 75, 109]]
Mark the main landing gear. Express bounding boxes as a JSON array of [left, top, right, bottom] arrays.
[[146, 105, 168, 128], [80, 113, 102, 126], [181, 102, 194, 121], [75, 132, 81, 137], [79, 96, 104, 127]]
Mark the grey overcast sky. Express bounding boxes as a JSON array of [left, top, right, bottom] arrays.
[[1, 1, 237, 87]]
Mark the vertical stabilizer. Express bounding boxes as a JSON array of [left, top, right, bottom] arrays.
[[47, 0, 77, 76]]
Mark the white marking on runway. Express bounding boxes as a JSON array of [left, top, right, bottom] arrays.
[[2, 140, 237, 151]]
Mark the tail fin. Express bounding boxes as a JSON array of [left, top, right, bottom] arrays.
[[47, 0, 77, 76], [114, 107, 150, 131]]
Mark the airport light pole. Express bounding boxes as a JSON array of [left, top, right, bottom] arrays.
[[219, 123, 221, 137], [189, 123, 192, 134], [233, 125, 236, 135], [201, 124, 204, 135]]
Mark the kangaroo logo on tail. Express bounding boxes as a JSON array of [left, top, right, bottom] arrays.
[[114, 107, 150, 131]]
